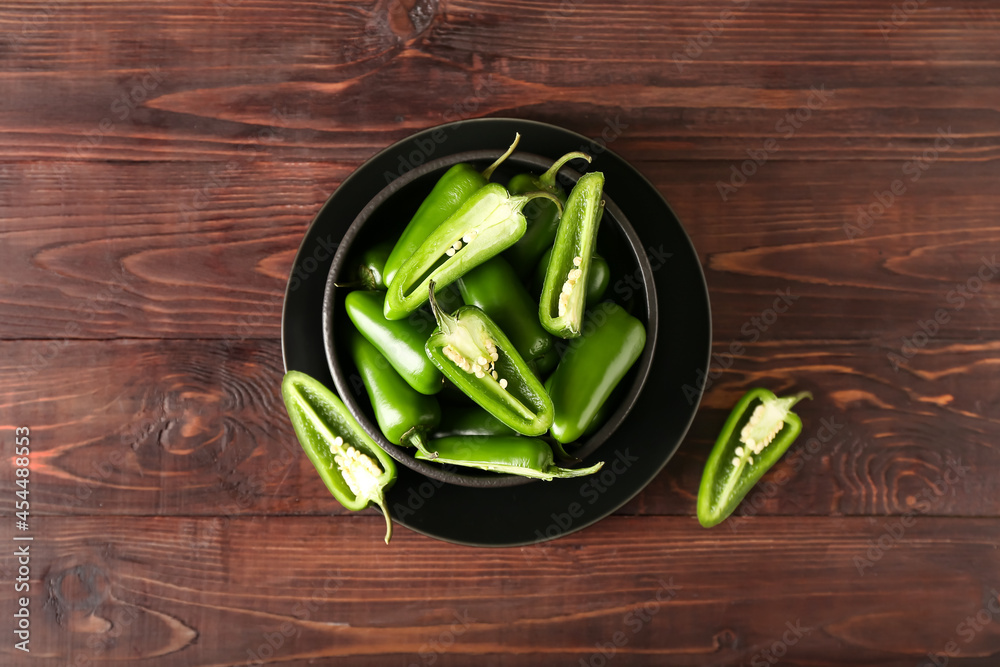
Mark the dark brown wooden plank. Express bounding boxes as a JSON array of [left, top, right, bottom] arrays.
[[3, 158, 1000, 341], [1, 1, 999, 165], [2, 338, 996, 519], [1, 515, 998, 666]]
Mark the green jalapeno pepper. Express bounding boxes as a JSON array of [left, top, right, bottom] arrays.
[[384, 184, 562, 320], [533, 248, 610, 305], [504, 151, 592, 276], [544, 374, 613, 439], [432, 405, 516, 438], [281, 371, 396, 544], [415, 436, 602, 481], [539, 172, 605, 338], [353, 241, 393, 290], [457, 255, 556, 376], [424, 282, 554, 437], [345, 290, 443, 395], [547, 302, 646, 444], [383, 135, 520, 287], [697, 389, 812, 528], [349, 331, 440, 455]]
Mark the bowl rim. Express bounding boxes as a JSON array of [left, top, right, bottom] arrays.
[[321, 148, 658, 488]]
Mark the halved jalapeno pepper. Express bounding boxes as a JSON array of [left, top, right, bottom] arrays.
[[505, 151, 591, 276], [533, 247, 610, 305], [539, 172, 605, 338], [457, 255, 556, 376], [281, 371, 397, 544], [424, 282, 554, 437], [383, 134, 520, 287], [384, 184, 562, 320], [697, 389, 812, 528]]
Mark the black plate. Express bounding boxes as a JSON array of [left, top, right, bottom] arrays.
[[281, 118, 711, 546]]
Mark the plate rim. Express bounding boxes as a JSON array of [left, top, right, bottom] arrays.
[[281, 117, 712, 546]]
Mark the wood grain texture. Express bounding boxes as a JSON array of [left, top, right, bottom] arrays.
[[2, 338, 996, 519], [1, 516, 999, 666], [2, 159, 1000, 341], [2, 0, 999, 664], [2, 1, 999, 162]]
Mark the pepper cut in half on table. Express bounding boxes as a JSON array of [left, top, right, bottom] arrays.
[[546, 301, 646, 444], [539, 171, 605, 338], [504, 150, 592, 276], [280, 371, 397, 544], [424, 281, 554, 437], [697, 388, 812, 528], [457, 255, 557, 376], [345, 289, 443, 395], [415, 436, 602, 481], [382, 134, 521, 288], [349, 331, 441, 456], [384, 183, 563, 320]]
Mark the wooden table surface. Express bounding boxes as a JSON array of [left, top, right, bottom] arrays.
[[3, 1, 1000, 665]]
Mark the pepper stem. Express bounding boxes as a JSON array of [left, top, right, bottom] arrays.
[[427, 280, 458, 336], [547, 438, 581, 463], [514, 191, 564, 219], [481, 133, 521, 181], [547, 461, 604, 478], [785, 391, 814, 410], [405, 429, 436, 458], [540, 151, 592, 187], [371, 491, 393, 545]]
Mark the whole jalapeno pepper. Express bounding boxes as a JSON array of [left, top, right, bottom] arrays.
[[432, 405, 516, 438], [415, 436, 603, 481], [547, 302, 646, 444], [457, 256, 556, 376], [697, 389, 812, 528], [349, 331, 440, 455], [351, 241, 393, 290], [384, 184, 562, 320], [345, 290, 443, 395], [383, 135, 520, 287], [544, 374, 614, 439], [539, 172, 605, 338], [504, 151, 592, 276], [424, 282, 554, 437], [281, 371, 397, 544], [533, 248, 610, 305]]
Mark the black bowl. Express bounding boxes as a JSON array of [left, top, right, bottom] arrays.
[[322, 149, 657, 487], [282, 118, 711, 545]]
